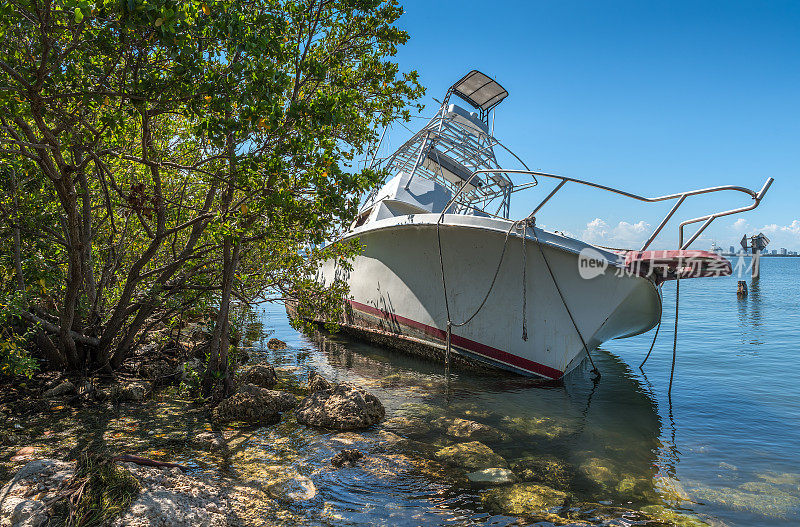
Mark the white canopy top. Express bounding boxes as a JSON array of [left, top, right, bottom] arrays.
[[451, 70, 508, 111]]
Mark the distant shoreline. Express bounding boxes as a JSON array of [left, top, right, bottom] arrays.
[[721, 253, 800, 257]]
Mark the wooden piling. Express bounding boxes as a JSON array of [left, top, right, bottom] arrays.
[[737, 280, 748, 297], [752, 250, 761, 279]]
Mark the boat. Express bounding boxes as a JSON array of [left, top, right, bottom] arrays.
[[300, 70, 774, 380]]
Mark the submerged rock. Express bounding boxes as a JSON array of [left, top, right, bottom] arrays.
[[640, 505, 711, 527], [331, 449, 364, 468], [267, 338, 287, 350], [467, 467, 517, 486], [511, 456, 574, 490], [260, 467, 317, 501], [432, 417, 502, 442], [238, 363, 277, 388], [578, 457, 617, 489], [212, 384, 297, 424], [434, 441, 508, 470], [42, 380, 75, 398], [481, 482, 568, 516], [294, 381, 384, 430], [383, 416, 432, 437]]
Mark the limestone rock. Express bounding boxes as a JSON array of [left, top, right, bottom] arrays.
[[0, 459, 75, 527], [467, 467, 517, 486], [307, 372, 334, 393], [295, 382, 384, 431], [434, 441, 508, 470], [113, 462, 232, 527], [193, 432, 225, 452], [331, 449, 364, 468], [432, 417, 502, 442], [481, 483, 568, 516], [238, 363, 277, 388], [267, 338, 287, 350], [140, 360, 179, 384], [101, 381, 149, 403], [42, 380, 75, 398], [212, 384, 297, 424]]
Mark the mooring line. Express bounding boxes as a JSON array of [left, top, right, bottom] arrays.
[[639, 318, 662, 369], [530, 218, 601, 379]]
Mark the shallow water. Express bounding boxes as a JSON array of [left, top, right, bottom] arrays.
[[248, 256, 800, 526], [3, 259, 797, 526]]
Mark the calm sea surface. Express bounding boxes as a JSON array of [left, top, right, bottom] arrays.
[[249, 256, 800, 526]]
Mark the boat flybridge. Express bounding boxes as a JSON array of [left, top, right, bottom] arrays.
[[310, 70, 773, 380]]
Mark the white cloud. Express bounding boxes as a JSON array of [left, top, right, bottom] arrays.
[[581, 218, 651, 249], [731, 218, 749, 232]]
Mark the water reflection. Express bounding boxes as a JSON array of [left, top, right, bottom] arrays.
[[274, 324, 674, 522], [736, 277, 764, 347]]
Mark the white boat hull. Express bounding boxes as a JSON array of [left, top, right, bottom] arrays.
[[313, 214, 662, 379]]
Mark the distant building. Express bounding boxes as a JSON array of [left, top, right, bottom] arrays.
[[729, 245, 735, 254], [781, 248, 787, 255], [772, 249, 778, 255]]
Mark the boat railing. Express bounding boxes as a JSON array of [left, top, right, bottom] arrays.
[[441, 169, 774, 251]]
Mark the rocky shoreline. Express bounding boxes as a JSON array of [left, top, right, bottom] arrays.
[[0, 326, 782, 527]]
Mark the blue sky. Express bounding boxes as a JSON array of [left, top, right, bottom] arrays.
[[386, 0, 800, 251]]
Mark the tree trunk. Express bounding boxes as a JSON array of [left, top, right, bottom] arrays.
[[10, 167, 24, 291], [203, 238, 240, 398]]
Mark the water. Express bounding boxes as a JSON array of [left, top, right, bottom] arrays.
[[248, 256, 800, 526]]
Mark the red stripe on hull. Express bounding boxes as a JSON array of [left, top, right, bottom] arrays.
[[346, 299, 564, 380]]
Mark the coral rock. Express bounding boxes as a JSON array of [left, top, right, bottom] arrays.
[[295, 382, 384, 430]]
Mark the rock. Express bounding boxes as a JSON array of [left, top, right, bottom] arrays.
[[378, 430, 408, 446], [501, 415, 577, 441], [640, 505, 711, 527], [140, 360, 179, 384], [10, 446, 38, 463], [238, 363, 277, 388], [114, 462, 233, 527], [194, 432, 225, 451], [307, 372, 334, 393], [0, 459, 75, 527], [432, 417, 502, 442], [481, 483, 568, 516], [237, 349, 250, 364], [578, 457, 617, 489], [295, 382, 384, 430], [42, 380, 75, 398], [212, 384, 297, 424], [434, 441, 508, 470], [511, 456, 574, 490], [263, 469, 317, 501], [102, 381, 149, 402], [331, 449, 364, 468], [467, 467, 517, 486], [616, 475, 655, 502], [383, 416, 431, 437], [329, 432, 366, 445], [180, 359, 202, 382], [267, 338, 287, 350]]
